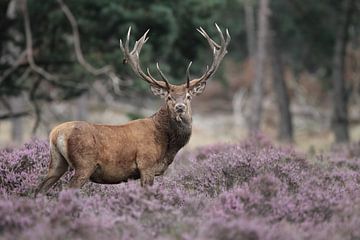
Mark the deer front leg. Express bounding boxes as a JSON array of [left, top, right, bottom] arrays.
[[140, 169, 155, 187], [136, 156, 156, 187]]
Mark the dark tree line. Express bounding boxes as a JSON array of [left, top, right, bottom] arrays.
[[0, 0, 359, 143], [246, 0, 359, 143], [331, 0, 355, 143]]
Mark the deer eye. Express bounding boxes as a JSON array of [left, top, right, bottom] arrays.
[[186, 94, 192, 100], [167, 95, 173, 101]]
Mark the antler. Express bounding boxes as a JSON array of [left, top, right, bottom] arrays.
[[187, 23, 231, 88], [120, 27, 170, 89]]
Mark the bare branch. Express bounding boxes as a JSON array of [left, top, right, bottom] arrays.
[[56, 0, 122, 93], [17, 67, 31, 85], [29, 78, 42, 134], [0, 96, 12, 113], [56, 0, 109, 75], [31, 99, 41, 134], [20, 0, 58, 82], [17, 0, 100, 92], [0, 51, 27, 86], [0, 97, 29, 121], [0, 111, 29, 120]]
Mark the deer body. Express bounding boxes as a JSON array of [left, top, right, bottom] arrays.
[[48, 104, 191, 186], [36, 24, 229, 195]]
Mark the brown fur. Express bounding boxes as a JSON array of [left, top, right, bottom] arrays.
[[35, 88, 194, 195]]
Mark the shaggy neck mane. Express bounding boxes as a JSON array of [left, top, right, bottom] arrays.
[[152, 105, 192, 155]]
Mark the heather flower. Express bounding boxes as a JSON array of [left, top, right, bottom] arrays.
[[0, 136, 360, 239]]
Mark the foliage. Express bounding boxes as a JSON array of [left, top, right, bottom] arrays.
[[0, 136, 360, 239], [0, 0, 244, 99], [4, 0, 357, 98], [270, 0, 359, 84]]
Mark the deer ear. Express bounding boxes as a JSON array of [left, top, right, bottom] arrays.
[[150, 85, 168, 98], [189, 82, 206, 96]]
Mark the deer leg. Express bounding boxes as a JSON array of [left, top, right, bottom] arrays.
[[136, 156, 156, 187], [35, 148, 68, 196], [140, 169, 155, 187], [68, 167, 95, 189]]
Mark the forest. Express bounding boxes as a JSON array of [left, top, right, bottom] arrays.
[[0, 0, 360, 239], [0, 0, 359, 145]]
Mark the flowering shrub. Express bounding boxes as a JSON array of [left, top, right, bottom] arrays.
[[0, 136, 359, 239]]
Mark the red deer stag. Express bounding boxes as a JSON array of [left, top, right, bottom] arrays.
[[35, 24, 230, 195]]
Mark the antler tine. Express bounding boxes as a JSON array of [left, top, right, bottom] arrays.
[[155, 63, 170, 89], [120, 27, 169, 89], [131, 29, 149, 55], [197, 27, 220, 49], [186, 61, 192, 88], [125, 26, 131, 53], [188, 23, 231, 87], [215, 23, 225, 48], [146, 67, 157, 82]]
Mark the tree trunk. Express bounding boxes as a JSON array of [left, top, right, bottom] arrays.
[[269, 31, 293, 142], [233, 0, 256, 130], [10, 96, 24, 143], [249, 0, 270, 134], [331, 0, 354, 143], [244, 0, 256, 58], [75, 94, 88, 121]]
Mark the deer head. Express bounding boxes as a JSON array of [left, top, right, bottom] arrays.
[[120, 24, 230, 122]]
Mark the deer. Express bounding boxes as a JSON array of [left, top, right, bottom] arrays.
[[35, 24, 230, 195]]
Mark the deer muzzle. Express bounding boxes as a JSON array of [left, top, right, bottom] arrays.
[[175, 103, 186, 113]]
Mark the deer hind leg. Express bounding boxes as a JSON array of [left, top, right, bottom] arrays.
[[68, 167, 95, 188], [35, 146, 68, 196]]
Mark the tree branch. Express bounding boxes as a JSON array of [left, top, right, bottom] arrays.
[[0, 97, 29, 120], [19, 0, 82, 90], [0, 51, 27, 86], [0, 96, 12, 113], [20, 0, 58, 82], [56, 0, 122, 94], [0, 111, 29, 120], [29, 77, 42, 134]]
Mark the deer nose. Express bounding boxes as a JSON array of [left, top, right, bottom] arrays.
[[175, 103, 186, 113]]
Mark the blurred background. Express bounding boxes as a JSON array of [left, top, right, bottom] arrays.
[[0, 0, 359, 151]]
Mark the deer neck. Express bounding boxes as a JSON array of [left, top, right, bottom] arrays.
[[152, 105, 192, 154]]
